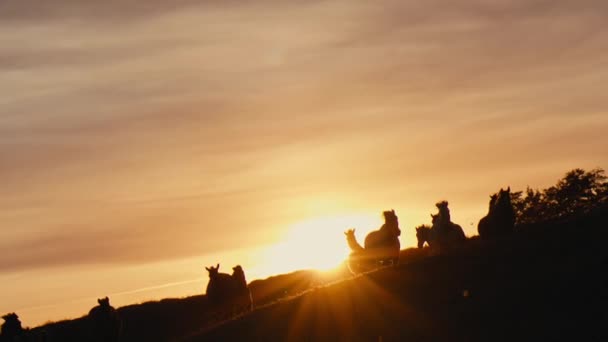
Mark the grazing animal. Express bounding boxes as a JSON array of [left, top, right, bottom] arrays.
[[205, 264, 253, 315], [416, 202, 465, 249], [478, 187, 515, 239], [87, 297, 122, 342], [1, 313, 23, 341], [345, 210, 401, 274]]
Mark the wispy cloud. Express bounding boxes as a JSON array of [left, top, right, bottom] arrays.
[[1, 0, 607, 273]]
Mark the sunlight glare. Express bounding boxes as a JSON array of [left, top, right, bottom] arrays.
[[260, 213, 382, 275]]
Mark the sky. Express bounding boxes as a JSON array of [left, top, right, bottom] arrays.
[[1, 0, 608, 327]]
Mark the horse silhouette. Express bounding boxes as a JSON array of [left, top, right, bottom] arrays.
[[205, 264, 253, 316], [415, 224, 434, 248], [1, 313, 23, 341], [478, 187, 515, 239], [416, 201, 465, 249], [344, 210, 401, 274], [231, 265, 253, 313], [87, 297, 122, 342]]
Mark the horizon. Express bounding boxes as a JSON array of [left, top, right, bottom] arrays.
[[2, 0, 608, 327]]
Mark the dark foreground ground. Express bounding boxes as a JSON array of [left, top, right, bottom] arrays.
[[32, 209, 608, 341], [189, 209, 608, 342]]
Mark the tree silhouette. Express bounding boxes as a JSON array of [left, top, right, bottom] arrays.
[[510, 168, 608, 225]]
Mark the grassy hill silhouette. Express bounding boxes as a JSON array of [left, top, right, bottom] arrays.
[[186, 208, 608, 341], [25, 207, 608, 341]]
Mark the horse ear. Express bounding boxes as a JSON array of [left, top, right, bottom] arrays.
[[507, 186, 510, 192], [216, 263, 220, 270], [205, 267, 210, 271]]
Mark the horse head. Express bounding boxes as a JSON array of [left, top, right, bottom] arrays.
[[2, 313, 19, 323], [232, 265, 248, 289], [488, 193, 498, 212], [205, 263, 221, 278], [435, 201, 451, 223], [344, 228, 356, 239], [97, 297, 110, 307], [495, 187, 513, 210], [415, 225, 430, 248], [382, 209, 401, 236], [430, 213, 439, 225]]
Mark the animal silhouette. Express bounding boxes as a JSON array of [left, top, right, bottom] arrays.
[[345, 210, 401, 273], [416, 202, 465, 249], [205, 264, 234, 305], [478, 187, 515, 239], [87, 297, 122, 342], [205, 264, 253, 316], [231, 265, 253, 312], [415, 224, 434, 248], [1, 313, 23, 341]]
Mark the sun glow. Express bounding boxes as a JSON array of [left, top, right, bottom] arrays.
[[260, 213, 383, 275]]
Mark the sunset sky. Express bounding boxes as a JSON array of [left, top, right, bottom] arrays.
[[1, 0, 608, 326]]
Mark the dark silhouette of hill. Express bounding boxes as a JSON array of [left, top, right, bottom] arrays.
[[27, 268, 350, 341], [188, 207, 608, 342], [18, 165, 608, 341], [21, 207, 608, 341], [24, 207, 608, 341]]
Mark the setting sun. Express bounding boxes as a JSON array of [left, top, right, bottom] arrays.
[[260, 213, 382, 274], [2, 0, 608, 335]]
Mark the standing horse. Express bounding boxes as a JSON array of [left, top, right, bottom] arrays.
[[205, 264, 253, 317], [416, 202, 465, 249], [344, 210, 401, 274], [230, 265, 253, 313], [87, 297, 122, 342], [478, 187, 515, 239], [1, 313, 23, 341]]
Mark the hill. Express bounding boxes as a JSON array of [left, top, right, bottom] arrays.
[[29, 266, 350, 341], [28, 208, 608, 341], [188, 208, 608, 341]]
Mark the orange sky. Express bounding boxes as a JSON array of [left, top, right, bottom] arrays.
[[1, 0, 608, 327]]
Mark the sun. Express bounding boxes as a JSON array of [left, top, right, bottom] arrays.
[[260, 213, 382, 275]]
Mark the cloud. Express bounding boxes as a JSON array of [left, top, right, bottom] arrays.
[[1, 0, 608, 273]]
